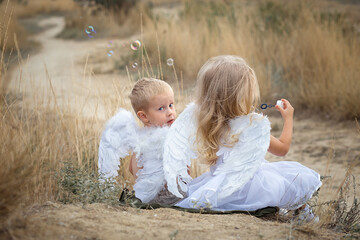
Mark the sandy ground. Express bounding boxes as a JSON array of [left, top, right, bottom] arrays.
[[7, 202, 344, 240], [4, 14, 360, 240]]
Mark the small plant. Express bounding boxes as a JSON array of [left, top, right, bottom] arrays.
[[56, 161, 123, 205], [169, 229, 179, 240], [329, 175, 360, 235]]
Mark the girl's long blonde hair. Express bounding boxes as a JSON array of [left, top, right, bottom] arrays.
[[195, 55, 260, 165]]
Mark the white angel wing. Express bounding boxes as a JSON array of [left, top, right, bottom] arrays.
[[134, 127, 169, 203], [163, 103, 198, 198], [214, 113, 271, 201], [98, 109, 139, 179]]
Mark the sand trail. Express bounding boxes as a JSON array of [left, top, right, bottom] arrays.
[[7, 16, 131, 120]]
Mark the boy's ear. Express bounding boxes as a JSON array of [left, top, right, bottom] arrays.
[[137, 110, 149, 124]]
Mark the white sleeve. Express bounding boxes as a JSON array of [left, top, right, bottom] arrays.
[[163, 103, 198, 198], [98, 109, 139, 179]]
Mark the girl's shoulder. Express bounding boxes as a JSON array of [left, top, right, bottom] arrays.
[[229, 112, 270, 131]]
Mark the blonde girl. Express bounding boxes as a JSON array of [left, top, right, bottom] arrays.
[[163, 55, 321, 221]]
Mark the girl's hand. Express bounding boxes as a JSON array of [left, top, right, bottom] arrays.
[[275, 98, 294, 121]]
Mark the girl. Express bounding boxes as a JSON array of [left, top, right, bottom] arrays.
[[163, 55, 321, 221]]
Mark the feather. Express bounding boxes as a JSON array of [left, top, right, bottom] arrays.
[[213, 113, 271, 201], [163, 103, 198, 198], [98, 109, 139, 179], [134, 126, 169, 202]]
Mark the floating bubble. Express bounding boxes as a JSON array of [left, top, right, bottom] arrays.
[[107, 50, 114, 57], [85, 25, 96, 38], [130, 40, 141, 50], [167, 58, 174, 66], [107, 40, 113, 47], [132, 62, 138, 69]]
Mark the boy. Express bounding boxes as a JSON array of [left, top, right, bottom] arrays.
[[98, 77, 187, 204], [128, 77, 176, 177]]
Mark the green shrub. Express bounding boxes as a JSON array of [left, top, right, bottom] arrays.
[[56, 161, 124, 205]]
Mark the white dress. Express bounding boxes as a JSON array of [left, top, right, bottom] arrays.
[[176, 158, 321, 211], [163, 103, 322, 211]]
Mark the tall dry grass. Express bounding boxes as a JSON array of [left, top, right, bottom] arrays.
[[12, 0, 77, 18], [0, 70, 127, 231], [143, 0, 360, 119], [57, 0, 147, 39], [0, 88, 102, 227]]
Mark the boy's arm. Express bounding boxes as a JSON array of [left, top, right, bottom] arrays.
[[129, 154, 134, 175], [129, 153, 142, 179], [268, 99, 294, 156]]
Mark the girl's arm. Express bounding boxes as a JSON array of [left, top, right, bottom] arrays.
[[268, 99, 294, 156]]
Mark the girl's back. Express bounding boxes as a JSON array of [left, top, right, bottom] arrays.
[[163, 55, 321, 215]]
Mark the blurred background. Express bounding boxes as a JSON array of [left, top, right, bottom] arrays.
[[1, 0, 360, 119]]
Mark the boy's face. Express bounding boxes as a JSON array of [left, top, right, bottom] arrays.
[[137, 90, 176, 127]]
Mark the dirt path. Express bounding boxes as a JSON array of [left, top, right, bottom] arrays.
[[7, 16, 131, 120]]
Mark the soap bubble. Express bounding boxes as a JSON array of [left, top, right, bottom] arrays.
[[107, 50, 114, 57], [107, 40, 113, 47], [132, 62, 138, 69], [85, 26, 96, 38], [130, 40, 141, 50], [167, 58, 174, 66]]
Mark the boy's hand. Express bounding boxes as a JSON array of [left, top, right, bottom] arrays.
[[275, 98, 294, 121]]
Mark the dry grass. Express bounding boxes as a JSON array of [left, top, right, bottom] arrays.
[[142, 0, 360, 119], [0, 3, 29, 56], [57, 1, 143, 40], [0, 0, 77, 54], [294, 171, 360, 239], [13, 0, 77, 18]]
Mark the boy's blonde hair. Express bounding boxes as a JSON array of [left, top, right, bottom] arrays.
[[195, 55, 260, 165], [129, 78, 173, 112]]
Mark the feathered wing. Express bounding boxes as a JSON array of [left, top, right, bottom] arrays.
[[163, 103, 198, 198], [98, 109, 139, 180], [133, 127, 169, 203], [214, 113, 271, 201]]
